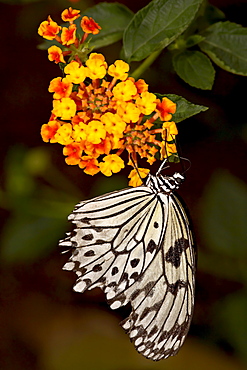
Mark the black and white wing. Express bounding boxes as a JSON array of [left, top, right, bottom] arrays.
[[60, 185, 195, 361]]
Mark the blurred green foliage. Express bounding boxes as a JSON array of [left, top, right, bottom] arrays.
[[0, 146, 82, 263], [198, 171, 247, 362]]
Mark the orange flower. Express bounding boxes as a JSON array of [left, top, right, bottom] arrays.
[[48, 77, 73, 99], [81, 16, 101, 34], [48, 46, 66, 64], [38, 16, 61, 40], [63, 143, 83, 165], [41, 120, 60, 142], [61, 7, 80, 22], [84, 138, 112, 157], [156, 97, 176, 121], [61, 24, 77, 45], [135, 79, 148, 93], [79, 156, 100, 175]]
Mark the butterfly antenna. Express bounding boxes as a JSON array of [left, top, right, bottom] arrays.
[[180, 157, 191, 174], [169, 134, 191, 174]]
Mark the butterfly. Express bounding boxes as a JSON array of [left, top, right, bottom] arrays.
[[59, 160, 195, 361]]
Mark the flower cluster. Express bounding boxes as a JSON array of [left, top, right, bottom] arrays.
[[39, 8, 178, 186]]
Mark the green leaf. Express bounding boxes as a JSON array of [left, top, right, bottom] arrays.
[[186, 34, 205, 47], [201, 170, 247, 257], [155, 93, 208, 122], [203, 3, 225, 25], [122, 0, 204, 62], [172, 50, 215, 89], [199, 21, 247, 76]]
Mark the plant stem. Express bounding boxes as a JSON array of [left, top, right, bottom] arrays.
[[130, 49, 163, 80]]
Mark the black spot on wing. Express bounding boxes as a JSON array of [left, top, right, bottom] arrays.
[[95, 239, 105, 244], [82, 234, 94, 241], [167, 280, 188, 295], [165, 237, 189, 268], [148, 325, 158, 337], [154, 221, 159, 228], [92, 264, 103, 272], [130, 258, 140, 268], [147, 239, 157, 253], [111, 266, 119, 276], [130, 272, 139, 281], [84, 250, 95, 257], [80, 217, 90, 224]]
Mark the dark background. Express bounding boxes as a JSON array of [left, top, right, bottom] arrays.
[[0, 0, 247, 369]]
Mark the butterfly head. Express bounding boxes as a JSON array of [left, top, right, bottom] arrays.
[[146, 172, 184, 193]]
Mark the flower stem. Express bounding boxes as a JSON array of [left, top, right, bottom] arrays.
[[130, 49, 163, 80]]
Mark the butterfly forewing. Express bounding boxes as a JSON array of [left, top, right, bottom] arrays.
[[60, 175, 195, 361]]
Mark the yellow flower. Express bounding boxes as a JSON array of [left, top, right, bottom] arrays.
[[52, 98, 77, 120], [86, 53, 107, 79], [64, 61, 87, 84], [73, 122, 88, 142], [128, 168, 150, 187], [101, 112, 126, 135], [54, 123, 73, 145], [112, 80, 137, 101], [86, 120, 106, 144], [117, 102, 141, 123], [136, 91, 157, 115], [110, 135, 124, 150], [108, 60, 129, 81], [162, 121, 178, 141], [160, 141, 177, 159], [99, 154, 124, 176]]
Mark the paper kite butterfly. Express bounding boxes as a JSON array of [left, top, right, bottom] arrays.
[[59, 160, 195, 361]]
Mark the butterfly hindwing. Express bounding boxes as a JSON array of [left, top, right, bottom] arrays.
[[60, 179, 195, 361], [118, 193, 195, 360]]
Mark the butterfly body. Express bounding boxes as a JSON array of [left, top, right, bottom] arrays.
[[60, 169, 195, 361]]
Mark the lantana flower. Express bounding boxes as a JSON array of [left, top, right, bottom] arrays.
[[48, 46, 66, 64], [61, 7, 80, 22], [38, 16, 61, 40], [81, 16, 101, 34], [38, 8, 178, 185]]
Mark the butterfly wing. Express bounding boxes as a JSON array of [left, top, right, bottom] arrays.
[[61, 186, 168, 297], [119, 193, 195, 360], [60, 187, 195, 360]]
